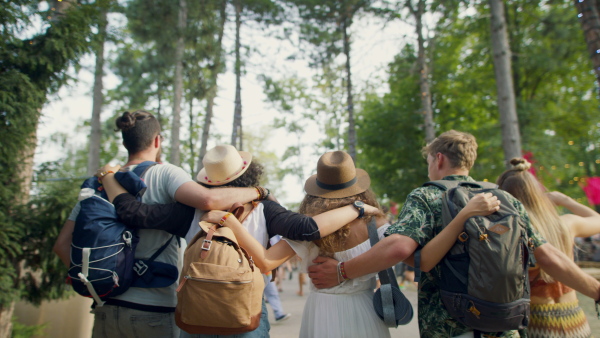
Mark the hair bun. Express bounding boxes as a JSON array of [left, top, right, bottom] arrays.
[[510, 158, 531, 171], [115, 111, 136, 132]]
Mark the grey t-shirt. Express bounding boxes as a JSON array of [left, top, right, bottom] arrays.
[[69, 162, 192, 308]]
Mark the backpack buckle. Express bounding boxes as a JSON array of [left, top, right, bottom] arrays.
[[458, 232, 469, 242], [133, 260, 148, 276], [201, 239, 212, 251]]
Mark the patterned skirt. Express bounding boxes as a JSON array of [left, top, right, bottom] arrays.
[[528, 301, 592, 338]]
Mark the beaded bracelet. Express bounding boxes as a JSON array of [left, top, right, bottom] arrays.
[[219, 212, 233, 226], [338, 261, 350, 282], [254, 187, 262, 200]]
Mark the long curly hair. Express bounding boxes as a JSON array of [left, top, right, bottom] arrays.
[[299, 189, 381, 257]]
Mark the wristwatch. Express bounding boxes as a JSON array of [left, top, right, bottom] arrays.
[[353, 200, 365, 219]]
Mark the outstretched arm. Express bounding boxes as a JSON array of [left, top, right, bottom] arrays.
[[97, 167, 194, 237], [175, 182, 271, 211], [203, 210, 296, 273], [535, 242, 600, 300], [547, 191, 600, 238], [97, 164, 274, 211]]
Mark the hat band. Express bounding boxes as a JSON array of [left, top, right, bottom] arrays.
[[316, 177, 357, 191]]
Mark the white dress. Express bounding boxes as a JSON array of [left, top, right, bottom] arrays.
[[285, 224, 391, 338]]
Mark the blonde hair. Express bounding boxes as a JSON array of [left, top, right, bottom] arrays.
[[421, 130, 478, 170], [497, 158, 574, 282], [298, 189, 381, 257]]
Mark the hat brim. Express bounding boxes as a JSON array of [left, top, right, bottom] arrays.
[[196, 151, 252, 186], [304, 168, 371, 198]]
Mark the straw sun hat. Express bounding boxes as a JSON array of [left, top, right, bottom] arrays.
[[196, 145, 252, 185], [304, 151, 371, 199]]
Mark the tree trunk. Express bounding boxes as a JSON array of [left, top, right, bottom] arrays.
[[488, 0, 522, 166], [170, 0, 187, 166], [231, 0, 243, 150], [197, 0, 227, 171], [87, 8, 107, 176], [0, 303, 15, 338], [413, 0, 435, 143], [342, 17, 356, 161], [575, 0, 600, 89]]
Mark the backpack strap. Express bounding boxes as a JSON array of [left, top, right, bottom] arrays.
[[422, 180, 459, 191], [424, 180, 498, 190], [200, 202, 257, 260], [132, 161, 158, 177], [414, 249, 422, 283], [133, 235, 176, 279]]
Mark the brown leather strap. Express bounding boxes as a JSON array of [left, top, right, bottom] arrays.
[[200, 225, 218, 259], [199, 202, 258, 260]]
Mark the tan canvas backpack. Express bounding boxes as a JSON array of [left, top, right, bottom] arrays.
[[175, 202, 264, 335]]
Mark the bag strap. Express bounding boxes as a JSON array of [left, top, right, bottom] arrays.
[[423, 180, 498, 190], [132, 161, 157, 177], [367, 218, 404, 326], [200, 202, 257, 260]]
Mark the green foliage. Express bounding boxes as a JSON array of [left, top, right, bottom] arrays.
[[11, 318, 47, 338], [16, 163, 80, 305], [0, 1, 97, 307], [358, 1, 599, 205], [357, 46, 429, 202]]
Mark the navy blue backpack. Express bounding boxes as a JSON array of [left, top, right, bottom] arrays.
[[68, 162, 177, 306]]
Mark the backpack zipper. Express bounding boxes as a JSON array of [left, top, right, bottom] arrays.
[[177, 275, 252, 292]]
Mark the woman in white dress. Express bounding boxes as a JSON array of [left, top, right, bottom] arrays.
[[204, 150, 500, 338]]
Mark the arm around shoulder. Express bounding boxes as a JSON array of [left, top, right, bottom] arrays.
[[174, 181, 260, 210]]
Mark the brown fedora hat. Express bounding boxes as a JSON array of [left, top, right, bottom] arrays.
[[304, 151, 371, 199]]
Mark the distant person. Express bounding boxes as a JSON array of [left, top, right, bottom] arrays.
[[306, 130, 600, 338], [204, 150, 499, 338], [97, 145, 374, 338], [498, 158, 600, 338]]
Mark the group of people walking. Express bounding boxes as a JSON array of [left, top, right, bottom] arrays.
[[53, 110, 600, 338]]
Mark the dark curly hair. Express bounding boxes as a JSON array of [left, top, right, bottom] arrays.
[[114, 110, 161, 154], [199, 161, 264, 188]]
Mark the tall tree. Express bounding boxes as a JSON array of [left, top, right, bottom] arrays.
[[229, 0, 281, 150], [0, 1, 95, 335], [197, 0, 228, 171], [574, 0, 600, 92], [407, 0, 435, 142], [288, 0, 373, 160], [87, 5, 109, 176], [489, 0, 522, 165], [232, 0, 244, 149], [170, 0, 187, 165]]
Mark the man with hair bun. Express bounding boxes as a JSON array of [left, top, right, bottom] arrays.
[[54, 110, 272, 338], [308, 130, 600, 338]]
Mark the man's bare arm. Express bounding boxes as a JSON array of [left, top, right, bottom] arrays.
[[535, 243, 600, 300], [174, 181, 268, 210], [308, 234, 418, 289], [53, 219, 75, 267]]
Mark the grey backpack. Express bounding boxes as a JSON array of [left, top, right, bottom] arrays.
[[417, 180, 535, 334]]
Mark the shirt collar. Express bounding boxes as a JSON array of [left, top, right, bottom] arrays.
[[441, 175, 476, 182]]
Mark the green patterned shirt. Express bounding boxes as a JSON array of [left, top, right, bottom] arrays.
[[386, 175, 545, 338]]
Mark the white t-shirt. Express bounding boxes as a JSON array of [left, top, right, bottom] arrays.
[[69, 162, 193, 308]]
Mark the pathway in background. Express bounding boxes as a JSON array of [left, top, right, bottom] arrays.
[[266, 272, 420, 337]]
